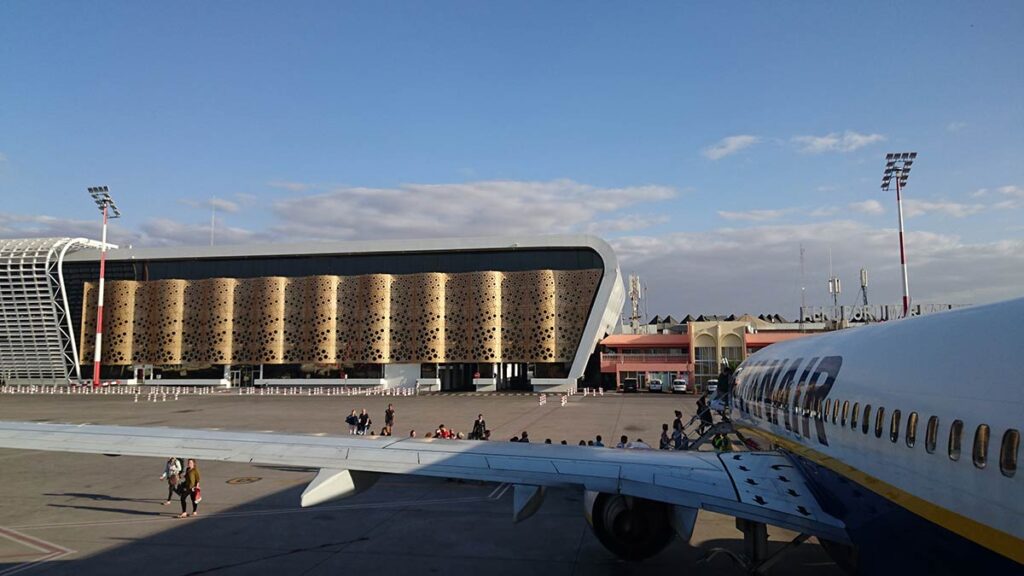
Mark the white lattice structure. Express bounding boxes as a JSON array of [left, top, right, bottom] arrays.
[[0, 238, 108, 384]]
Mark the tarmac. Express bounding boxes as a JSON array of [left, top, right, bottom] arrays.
[[0, 390, 842, 575]]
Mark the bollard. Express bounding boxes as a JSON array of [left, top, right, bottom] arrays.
[[561, 395, 568, 407]]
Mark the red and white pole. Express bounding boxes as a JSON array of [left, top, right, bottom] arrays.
[[92, 203, 109, 388], [895, 177, 911, 318]]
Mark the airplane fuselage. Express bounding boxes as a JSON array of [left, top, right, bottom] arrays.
[[732, 298, 1023, 574]]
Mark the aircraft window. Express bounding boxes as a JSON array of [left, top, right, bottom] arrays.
[[949, 419, 964, 461], [824, 399, 831, 421], [1001, 429, 1019, 478], [906, 412, 918, 448], [862, 405, 872, 435], [890, 410, 901, 443], [973, 424, 989, 469], [925, 416, 939, 454], [841, 401, 849, 426], [851, 402, 859, 429], [832, 399, 839, 424], [875, 407, 885, 438]]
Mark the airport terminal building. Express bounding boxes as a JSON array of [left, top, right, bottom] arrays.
[[0, 236, 624, 393]]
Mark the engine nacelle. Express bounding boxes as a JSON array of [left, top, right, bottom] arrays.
[[584, 491, 695, 561]]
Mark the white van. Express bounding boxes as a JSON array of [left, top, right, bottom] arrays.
[[671, 378, 689, 394]]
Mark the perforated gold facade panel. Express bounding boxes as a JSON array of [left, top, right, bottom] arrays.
[[81, 269, 601, 366]]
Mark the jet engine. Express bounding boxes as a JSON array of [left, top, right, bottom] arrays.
[[584, 491, 696, 560]]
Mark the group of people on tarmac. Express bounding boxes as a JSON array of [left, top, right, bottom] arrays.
[[160, 457, 202, 518], [345, 403, 399, 436]]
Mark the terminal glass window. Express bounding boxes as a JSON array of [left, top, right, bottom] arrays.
[[721, 346, 743, 370], [841, 401, 849, 426], [693, 346, 717, 391], [926, 416, 939, 454], [973, 424, 989, 469], [851, 402, 859, 429], [890, 410, 901, 443], [862, 405, 872, 435], [906, 412, 918, 448], [1001, 430, 1019, 478], [949, 419, 964, 461]]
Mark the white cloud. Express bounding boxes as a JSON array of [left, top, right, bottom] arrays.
[[970, 188, 988, 198], [612, 221, 1024, 315], [583, 214, 670, 235], [717, 209, 791, 222], [179, 197, 241, 213], [210, 197, 240, 213], [946, 121, 968, 133], [998, 185, 1024, 198], [702, 135, 760, 160], [270, 179, 677, 240], [268, 180, 313, 192], [792, 131, 886, 154], [848, 199, 885, 215], [904, 200, 985, 218], [808, 206, 840, 218]]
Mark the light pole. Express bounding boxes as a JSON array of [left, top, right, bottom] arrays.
[[881, 152, 917, 318], [87, 186, 121, 388]]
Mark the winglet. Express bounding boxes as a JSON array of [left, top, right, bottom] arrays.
[[512, 484, 546, 523], [300, 468, 379, 507]]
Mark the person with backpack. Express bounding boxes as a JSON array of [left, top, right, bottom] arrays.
[[160, 456, 182, 505], [345, 410, 358, 434], [357, 409, 371, 435]]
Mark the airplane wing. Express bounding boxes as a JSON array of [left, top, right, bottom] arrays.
[[0, 421, 848, 546]]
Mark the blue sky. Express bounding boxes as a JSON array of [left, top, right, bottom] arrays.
[[2, 2, 1022, 315]]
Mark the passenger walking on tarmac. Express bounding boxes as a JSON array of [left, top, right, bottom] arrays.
[[357, 409, 371, 435], [471, 414, 486, 440], [616, 435, 628, 448], [659, 423, 672, 450], [594, 435, 604, 447], [384, 403, 396, 436], [519, 431, 530, 443], [177, 459, 201, 518], [345, 410, 358, 434], [160, 456, 182, 505]]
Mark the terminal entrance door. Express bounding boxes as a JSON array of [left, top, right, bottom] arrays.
[[439, 364, 474, 392], [230, 366, 255, 388]]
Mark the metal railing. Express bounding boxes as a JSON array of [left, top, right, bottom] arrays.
[[600, 353, 689, 364]]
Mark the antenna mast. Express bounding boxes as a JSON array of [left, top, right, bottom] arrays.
[[860, 268, 869, 306], [628, 274, 642, 332], [827, 248, 841, 307], [799, 244, 806, 329]]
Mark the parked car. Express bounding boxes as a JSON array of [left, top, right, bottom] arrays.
[[648, 379, 663, 392], [621, 377, 638, 393], [705, 379, 718, 395], [671, 379, 689, 394]]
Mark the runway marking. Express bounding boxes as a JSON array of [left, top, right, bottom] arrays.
[[12, 486, 510, 532], [0, 527, 74, 576]]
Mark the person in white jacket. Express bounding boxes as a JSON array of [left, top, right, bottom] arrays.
[[160, 457, 182, 505]]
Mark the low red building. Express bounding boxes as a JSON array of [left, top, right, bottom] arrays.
[[599, 317, 819, 392]]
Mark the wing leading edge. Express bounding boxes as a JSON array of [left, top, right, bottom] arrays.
[[0, 421, 847, 543]]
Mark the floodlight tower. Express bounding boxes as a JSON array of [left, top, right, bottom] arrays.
[[87, 186, 121, 388], [881, 152, 917, 318]]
